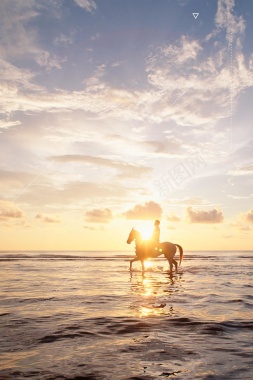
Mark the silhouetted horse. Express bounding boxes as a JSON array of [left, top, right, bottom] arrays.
[[127, 228, 183, 273]]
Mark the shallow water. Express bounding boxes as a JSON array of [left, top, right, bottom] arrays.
[[0, 251, 252, 379]]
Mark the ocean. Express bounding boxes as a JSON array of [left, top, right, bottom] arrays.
[[0, 251, 252, 380]]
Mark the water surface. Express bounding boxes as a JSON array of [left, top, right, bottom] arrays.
[[0, 251, 252, 379]]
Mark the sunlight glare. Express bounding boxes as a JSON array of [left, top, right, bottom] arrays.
[[145, 260, 152, 269], [135, 222, 153, 240]]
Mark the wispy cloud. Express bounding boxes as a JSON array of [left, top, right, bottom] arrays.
[[212, 0, 246, 42], [49, 155, 152, 179], [35, 213, 61, 223], [166, 212, 181, 222], [229, 164, 253, 175], [0, 119, 21, 131], [73, 0, 97, 12]]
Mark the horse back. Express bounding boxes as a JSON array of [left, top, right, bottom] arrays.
[[160, 241, 177, 258]]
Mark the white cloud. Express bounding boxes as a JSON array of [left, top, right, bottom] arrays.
[[54, 33, 74, 46], [35, 50, 65, 70], [0, 119, 21, 130], [74, 0, 97, 12], [49, 154, 152, 179], [215, 0, 246, 42], [0, 1, 64, 75], [229, 164, 253, 176]]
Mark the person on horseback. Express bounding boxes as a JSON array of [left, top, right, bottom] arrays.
[[150, 220, 161, 255]]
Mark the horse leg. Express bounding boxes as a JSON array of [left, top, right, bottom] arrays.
[[172, 259, 178, 272], [130, 257, 139, 271], [167, 259, 173, 273]]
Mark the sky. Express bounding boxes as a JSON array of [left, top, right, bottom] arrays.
[[0, 0, 253, 251]]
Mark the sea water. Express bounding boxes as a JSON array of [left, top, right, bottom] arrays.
[[0, 251, 252, 379]]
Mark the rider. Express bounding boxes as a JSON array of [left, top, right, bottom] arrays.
[[150, 220, 160, 253]]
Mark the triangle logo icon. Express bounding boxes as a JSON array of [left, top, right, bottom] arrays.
[[192, 13, 199, 19]]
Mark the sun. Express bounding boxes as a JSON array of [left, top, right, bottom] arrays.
[[135, 221, 153, 240]]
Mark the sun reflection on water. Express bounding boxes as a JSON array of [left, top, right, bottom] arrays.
[[129, 272, 182, 318]]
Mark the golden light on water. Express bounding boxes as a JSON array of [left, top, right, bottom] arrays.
[[140, 306, 160, 318], [144, 260, 152, 269]]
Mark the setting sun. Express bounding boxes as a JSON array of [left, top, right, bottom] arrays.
[[135, 222, 154, 240]]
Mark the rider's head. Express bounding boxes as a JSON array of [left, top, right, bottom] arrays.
[[154, 220, 160, 226]]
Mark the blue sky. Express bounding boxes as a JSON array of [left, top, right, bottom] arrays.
[[0, 0, 253, 250]]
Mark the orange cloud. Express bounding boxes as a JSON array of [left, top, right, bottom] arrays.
[[242, 210, 253, 223], [187, 207, 223, 223], [123, 201, 162, 220], [166, 212, 181, 222], [0, 200, 24, 220], [35, 213, 61, 223], [85, 208, 112, 223]]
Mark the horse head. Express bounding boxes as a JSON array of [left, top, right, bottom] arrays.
[[126, 228, 141, 244]]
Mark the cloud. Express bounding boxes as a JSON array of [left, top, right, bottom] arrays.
[[229, 164, 253, 175], [73, 0, 97, 12], [35, 50, 65, 70], [187, 207, 224, 223], [166, 212, 181, 222], [123, 201, 162, 220], [17, 179, 133, 207], [35, 213, 61, 223], [54, 33, 74, 46], [49, 155, 152, 179], [0, 0, 252, 133], [214, 0, 246, 42], [83, 225, 105, 230], [169, 197, 208, 206], [0, 119, 21, 131], [224, 175, 253, 200], [85, 208, 112, 223], [0, 0, 39, 59], [0, 1, 61, 66], [0, 200, 25, 221], [241, 210, 253, 224], [143, 138, 182, 155]]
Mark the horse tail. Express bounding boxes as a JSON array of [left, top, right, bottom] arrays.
[[175, 244, 183, 266]]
